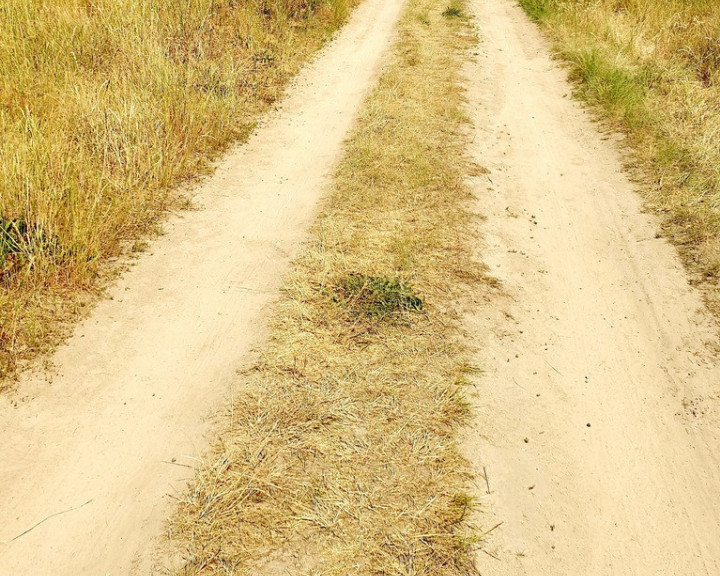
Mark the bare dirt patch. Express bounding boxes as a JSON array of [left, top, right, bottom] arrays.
[[464, 1, 720, 574]]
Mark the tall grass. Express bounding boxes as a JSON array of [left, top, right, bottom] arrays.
[[518, 0, 720, 312], [0, 0, 356, 381]]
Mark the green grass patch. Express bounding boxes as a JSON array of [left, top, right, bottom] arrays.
[[517, 0, 557, 22], [442, 3, 464, 19], [334, 273, 423, 319], [565, 47, 650, 127]]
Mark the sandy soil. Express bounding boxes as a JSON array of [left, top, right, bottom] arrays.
[[0, 1, 405, 573], [4, 0, 720, 574], [464, 1, 720, 574]]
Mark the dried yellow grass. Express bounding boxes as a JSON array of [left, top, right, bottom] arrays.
[[0, 0, 356, 384], [165, 0, 490, 573]]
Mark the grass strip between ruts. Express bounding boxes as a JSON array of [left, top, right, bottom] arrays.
[[166, 0, 492, 573]]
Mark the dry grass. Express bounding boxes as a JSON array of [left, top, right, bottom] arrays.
[[518, 0, 720, 314], [0, 0, 356, 384], [165, 0, 490, 573]]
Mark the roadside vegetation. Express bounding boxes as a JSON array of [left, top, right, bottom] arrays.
[[0, 0, 356, 384], [518, 0, 720, 313], [166, 0, 490, 573]]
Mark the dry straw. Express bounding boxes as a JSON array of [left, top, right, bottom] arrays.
[[166, 0, 492, 573]]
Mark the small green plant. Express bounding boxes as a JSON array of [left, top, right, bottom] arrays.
[[0, 218, 26, 258], [0, 217, 61, 276], [334, 273, 423, 319], [517, 0, 556, 21], [442, 3, 463, 18]]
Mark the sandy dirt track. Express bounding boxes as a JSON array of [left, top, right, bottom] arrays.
[[465, 1, 720, 574], [0, 0, 405, 573]]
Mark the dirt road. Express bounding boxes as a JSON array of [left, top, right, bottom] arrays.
[[465, 1, 720, 574], [3, 0, 720, 574], [0, 0, 404, 573]]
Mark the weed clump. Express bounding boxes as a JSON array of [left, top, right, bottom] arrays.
[[334, 273, 423, 319], [442, 4, 464, 18], [0, 218, 26, 260], [0, 217, 61, 279], [517, 0, 556, 22]]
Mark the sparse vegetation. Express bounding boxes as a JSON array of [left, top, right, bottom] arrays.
[[442, 3, 464, 19], [0, 0, 357, 384], [518, 0, 552, 22], [517, 0, 720, 314], [166, 0, 490, 572], [333, 273, 423, 320]]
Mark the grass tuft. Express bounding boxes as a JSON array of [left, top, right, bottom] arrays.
[[333, 273, 423, 319], [442, 4, 464, 19], [517, 0, 556, 22], [566, 48, 649, 127]]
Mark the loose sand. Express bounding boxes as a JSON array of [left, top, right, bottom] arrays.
[[465, 1, 720, 574]]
